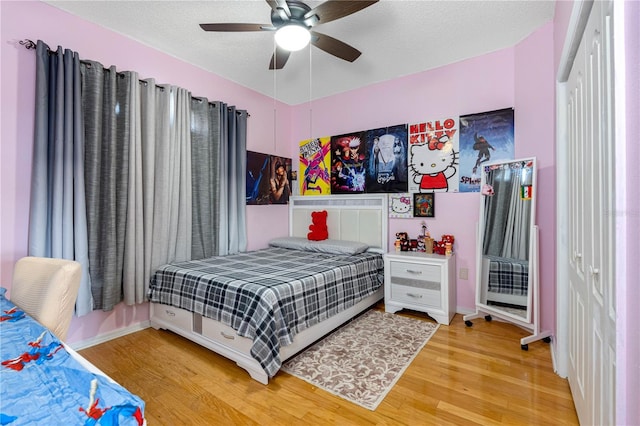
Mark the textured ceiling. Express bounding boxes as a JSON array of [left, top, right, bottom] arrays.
[[44, 0, 555, 105]]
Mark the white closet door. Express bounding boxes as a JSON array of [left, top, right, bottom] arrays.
[[566, 1, 616, 425]]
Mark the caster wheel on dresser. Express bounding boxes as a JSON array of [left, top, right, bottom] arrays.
[[484, 315, 492, 322], [521, 344, 529, 351], [464, 320, 473, 327]]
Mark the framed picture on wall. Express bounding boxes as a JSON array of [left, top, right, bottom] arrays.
[[388, 193, 413, 218], [413, 193, 435, 218], [246, 151, 271, 205]]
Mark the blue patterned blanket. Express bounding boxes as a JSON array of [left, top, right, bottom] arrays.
[[0, 288, 145, 425]]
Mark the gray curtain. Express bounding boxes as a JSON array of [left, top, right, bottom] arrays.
[[81, 61, 132, 311], [191, 101, 247, 257], [482, 165, 531, 260], [135, 78, 157, 304], [29, 42, 247, 312], [122, 72, 145, 305], [81, 71, 193, 307], [29, 40, 93, 316], [190, 98, 218, 259], [501, 177, 530, 259], [216, 102, 248, 255], [148, 85, 192, 273], [81, 69, 194, 309]]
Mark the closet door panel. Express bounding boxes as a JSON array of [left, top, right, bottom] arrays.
[[565, 2, 616, 424]]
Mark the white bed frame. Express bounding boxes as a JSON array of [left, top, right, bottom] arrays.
[[150, 194, 388, 384]]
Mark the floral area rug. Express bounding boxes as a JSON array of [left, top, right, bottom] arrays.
[[280, 309, 439, 411]]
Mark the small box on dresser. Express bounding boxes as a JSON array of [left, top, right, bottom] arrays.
[[383, 251, 456, 325]]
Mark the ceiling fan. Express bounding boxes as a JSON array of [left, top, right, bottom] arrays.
[[200, 0, 379, 70]]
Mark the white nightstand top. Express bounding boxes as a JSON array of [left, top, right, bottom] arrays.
[[384, 251, 454, 262]]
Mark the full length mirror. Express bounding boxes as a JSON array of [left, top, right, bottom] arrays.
[[477, 158, 536, 323]]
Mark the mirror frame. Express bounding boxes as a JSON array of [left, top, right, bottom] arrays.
[[475, 157, 537, 324]]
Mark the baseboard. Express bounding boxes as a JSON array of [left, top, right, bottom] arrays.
[[550, 339, 565, 378], [455, 307, 476, 317], [68, 321, 151, 351]]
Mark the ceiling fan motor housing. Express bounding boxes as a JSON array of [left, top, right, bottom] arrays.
[[271, 1, 319, 28]]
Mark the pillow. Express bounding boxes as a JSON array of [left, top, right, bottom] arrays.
[[269, 237, 369, 255]]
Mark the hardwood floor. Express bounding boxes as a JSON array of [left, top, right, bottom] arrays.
[[79, 303, 578, 425]]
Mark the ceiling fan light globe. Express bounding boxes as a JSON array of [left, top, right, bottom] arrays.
[[275, 25, 310, 51]]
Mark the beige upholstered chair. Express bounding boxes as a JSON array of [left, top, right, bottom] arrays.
[[11, 256, 82, 341]]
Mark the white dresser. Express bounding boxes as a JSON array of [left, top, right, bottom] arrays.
[[383, 251, 456, 325]]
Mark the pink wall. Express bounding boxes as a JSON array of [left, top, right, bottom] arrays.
[[290, 48, 517, 312], [619, 1, 640, 422], [1, 1, 556, 344], [0, 1, 292, 343], [553, 0, 574, 71], [291, 24, 556, 327], [514, 24, 556, 335]]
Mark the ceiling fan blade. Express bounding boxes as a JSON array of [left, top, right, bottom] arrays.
[[266, 0, 291, 19], [310, 31, 361, 62], [306, 0, 378, 25], [269, 47, 291, 70], [200, 23, 270, 32]]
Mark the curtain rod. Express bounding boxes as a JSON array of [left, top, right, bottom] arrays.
[[20, 39, 249, 117]]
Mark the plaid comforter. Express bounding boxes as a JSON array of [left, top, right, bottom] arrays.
[[148, 247, 383, 377], [486, 255, 529, 296]]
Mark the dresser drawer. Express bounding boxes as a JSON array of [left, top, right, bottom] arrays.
[[390, 284, 441, 308], [384, 252, 455, 324], [151, 303, 193, 331], [389, 261, 441, 291], [201, 317, 253, 353]]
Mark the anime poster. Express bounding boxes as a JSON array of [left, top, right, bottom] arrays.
[[364, 124, 408, 193], [246, 151, 291, 204], [459, 108, 515, 192], [408, 117, 460, 193], [388, 193, 413, 218], [299, 137, 331, 195], [331, 131, 366, 194]]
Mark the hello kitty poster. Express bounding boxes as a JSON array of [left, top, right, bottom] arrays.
[[388, 193, 413, 218], [408, 118, 460, 193]]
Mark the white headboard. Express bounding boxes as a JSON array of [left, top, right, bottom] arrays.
[[289, 195, 388, 253]]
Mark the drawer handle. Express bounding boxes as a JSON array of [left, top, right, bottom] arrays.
[[407, 293, 423, 299], [220, 331, 236, 340], [406, 269, 423, 275], [165, 310, 176, 317]]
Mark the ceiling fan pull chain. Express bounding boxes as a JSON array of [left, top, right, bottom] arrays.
[[273, 38, 277, 151], [309, 45, 313, 140]]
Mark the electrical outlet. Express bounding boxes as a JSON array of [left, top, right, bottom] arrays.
[[459, 268, 468, 280]]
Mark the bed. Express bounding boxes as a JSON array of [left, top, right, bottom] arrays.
[[148, 194, 388, 384], [0, 288, 145, 425], [481, 255, 529, 308]]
